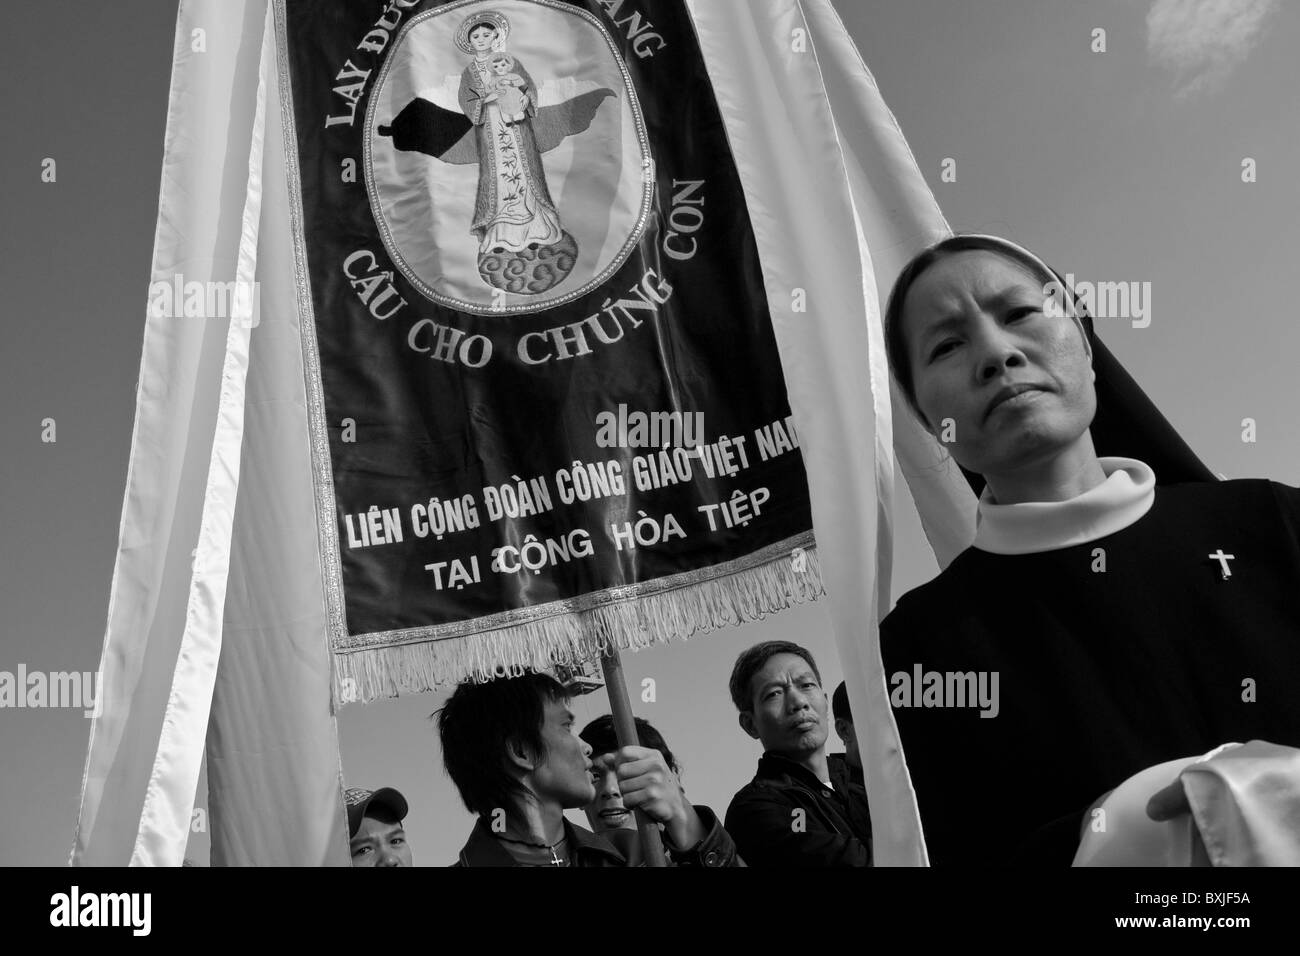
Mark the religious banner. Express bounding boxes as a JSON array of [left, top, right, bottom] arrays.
[[74, 0, 976, 866], [276, 0, 822, 701]]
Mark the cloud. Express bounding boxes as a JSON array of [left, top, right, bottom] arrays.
[[1146, 0, 1279, 98]]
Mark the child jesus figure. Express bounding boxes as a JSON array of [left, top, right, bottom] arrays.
[[489, 53, 528, 123]]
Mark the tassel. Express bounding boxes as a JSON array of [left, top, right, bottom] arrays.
[[333, 542, 823, 706]]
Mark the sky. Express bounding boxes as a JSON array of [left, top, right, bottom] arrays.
[[1, 0, 1297, 866]]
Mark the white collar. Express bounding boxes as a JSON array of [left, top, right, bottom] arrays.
[[972, 457, 1156, 555]]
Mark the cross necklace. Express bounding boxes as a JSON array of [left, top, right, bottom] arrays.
[[496, 832, 569, 866]]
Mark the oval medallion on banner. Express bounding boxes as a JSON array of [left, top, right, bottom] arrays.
[[366, 0, 653, 315]]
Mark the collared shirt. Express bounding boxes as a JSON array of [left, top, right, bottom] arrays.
[[973, 457, 1156, 555], [726, 752, 873, 867]]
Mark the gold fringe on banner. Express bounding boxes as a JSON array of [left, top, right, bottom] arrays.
[[332, 542, 823, 707]]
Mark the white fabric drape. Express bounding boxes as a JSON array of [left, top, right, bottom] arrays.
[[128, 1, 269, 868], [690, 0, 977, 865], [72, 0, 272, 867], [1074, 741, 1300, 866], [205, 0, 348, 866], [73, 0, 346, 866]]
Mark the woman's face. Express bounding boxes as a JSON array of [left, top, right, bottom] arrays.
[[901, 250, 1096, 479], [469, 24, 497, 52]]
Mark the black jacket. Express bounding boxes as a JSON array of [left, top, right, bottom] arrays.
[[454, 805, 741, 866], [725, 752, 873, 867], [880, 479, 1300, 865], [831, 752, 865, 789]]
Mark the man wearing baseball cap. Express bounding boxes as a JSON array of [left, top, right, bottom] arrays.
[[345, 786, 413, 867]]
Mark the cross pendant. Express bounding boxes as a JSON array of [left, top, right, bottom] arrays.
[[1209, 549, 1235, 579], [549, 848, 564, 866]]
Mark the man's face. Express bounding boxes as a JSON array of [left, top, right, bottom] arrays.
[[349, 812, 412, 867], [740, 652, 829, 758], [526, 697, 596, 810], [902, 251, 1095, 480], [584, 753, 635, 834]]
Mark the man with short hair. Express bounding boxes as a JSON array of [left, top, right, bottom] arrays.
[[438, 671, 739, 866], [579, 714, 680, 836], [725, 641, 873, 867], [831, 681, 866, 789], [345, 786, 413, 867]]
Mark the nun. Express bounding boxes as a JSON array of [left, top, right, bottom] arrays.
[[878, 235, 1300, 865]]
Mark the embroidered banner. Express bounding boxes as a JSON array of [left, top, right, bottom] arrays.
[[277, 0, 820, 701]]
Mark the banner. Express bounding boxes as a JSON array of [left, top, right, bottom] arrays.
[[77, 0, 977, 866], [277, 0, 823, 701]]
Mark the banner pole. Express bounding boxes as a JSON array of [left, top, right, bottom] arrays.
[[599, 648, 669, 867]]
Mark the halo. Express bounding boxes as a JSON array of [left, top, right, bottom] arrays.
[[455, 10, 511, 53]]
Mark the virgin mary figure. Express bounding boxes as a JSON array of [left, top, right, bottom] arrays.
[[455, 12, 567, 259]]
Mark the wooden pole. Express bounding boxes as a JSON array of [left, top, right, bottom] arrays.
[[599, 648, 669, 867]]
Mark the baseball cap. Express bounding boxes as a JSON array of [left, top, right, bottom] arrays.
[[344, 786, 409, 839]]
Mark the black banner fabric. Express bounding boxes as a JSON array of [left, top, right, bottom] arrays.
[[279, 0, 815, 668]]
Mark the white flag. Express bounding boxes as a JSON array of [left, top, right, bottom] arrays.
[[689, 0, 976, 865], [72, 0, 348, 867]]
